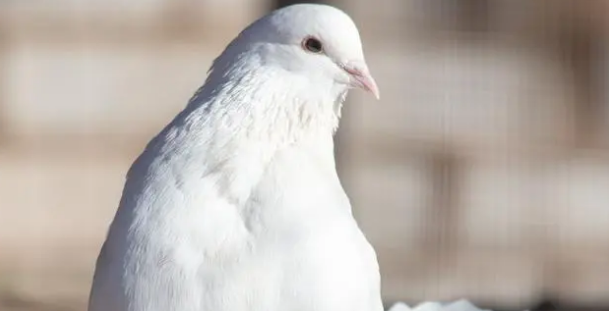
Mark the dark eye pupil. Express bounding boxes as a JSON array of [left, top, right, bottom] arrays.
[[304, 38, 323, 53]]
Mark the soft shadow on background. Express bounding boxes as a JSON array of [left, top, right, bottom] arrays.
[[0, 0, 608, 310]]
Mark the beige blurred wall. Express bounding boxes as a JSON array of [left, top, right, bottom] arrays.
[[0, 1, 608, 310]]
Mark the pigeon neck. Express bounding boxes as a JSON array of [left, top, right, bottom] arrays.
[[191, 65, 346, 147]]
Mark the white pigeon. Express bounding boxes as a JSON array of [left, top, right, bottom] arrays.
[[88, 3, 381, 311]]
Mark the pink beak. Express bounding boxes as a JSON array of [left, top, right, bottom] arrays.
[[344, 64, 380, 100]]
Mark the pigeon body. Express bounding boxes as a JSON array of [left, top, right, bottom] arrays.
[[88, 4, 381, 311]]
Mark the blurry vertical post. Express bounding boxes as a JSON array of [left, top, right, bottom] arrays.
[[563, 0, 605, 148], [0, 18, 6, 144], [426, 151, 460, 267]]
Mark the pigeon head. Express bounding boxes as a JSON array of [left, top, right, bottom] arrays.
[[244, 4, 379, 100], [207, 4, 378, 99], [197, 4, 377, 137]]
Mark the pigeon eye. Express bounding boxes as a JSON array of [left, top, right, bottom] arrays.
[[302, 37, 323, 54]]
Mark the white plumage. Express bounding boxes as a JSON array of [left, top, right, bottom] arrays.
[[388, 300, 493, 311], [88, 4, 380, 311]]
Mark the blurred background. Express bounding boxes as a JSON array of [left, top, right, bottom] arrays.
[[0, 0, 608, 310]]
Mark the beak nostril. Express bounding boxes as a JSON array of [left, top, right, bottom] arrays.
[[344, 67, 361, 76]]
